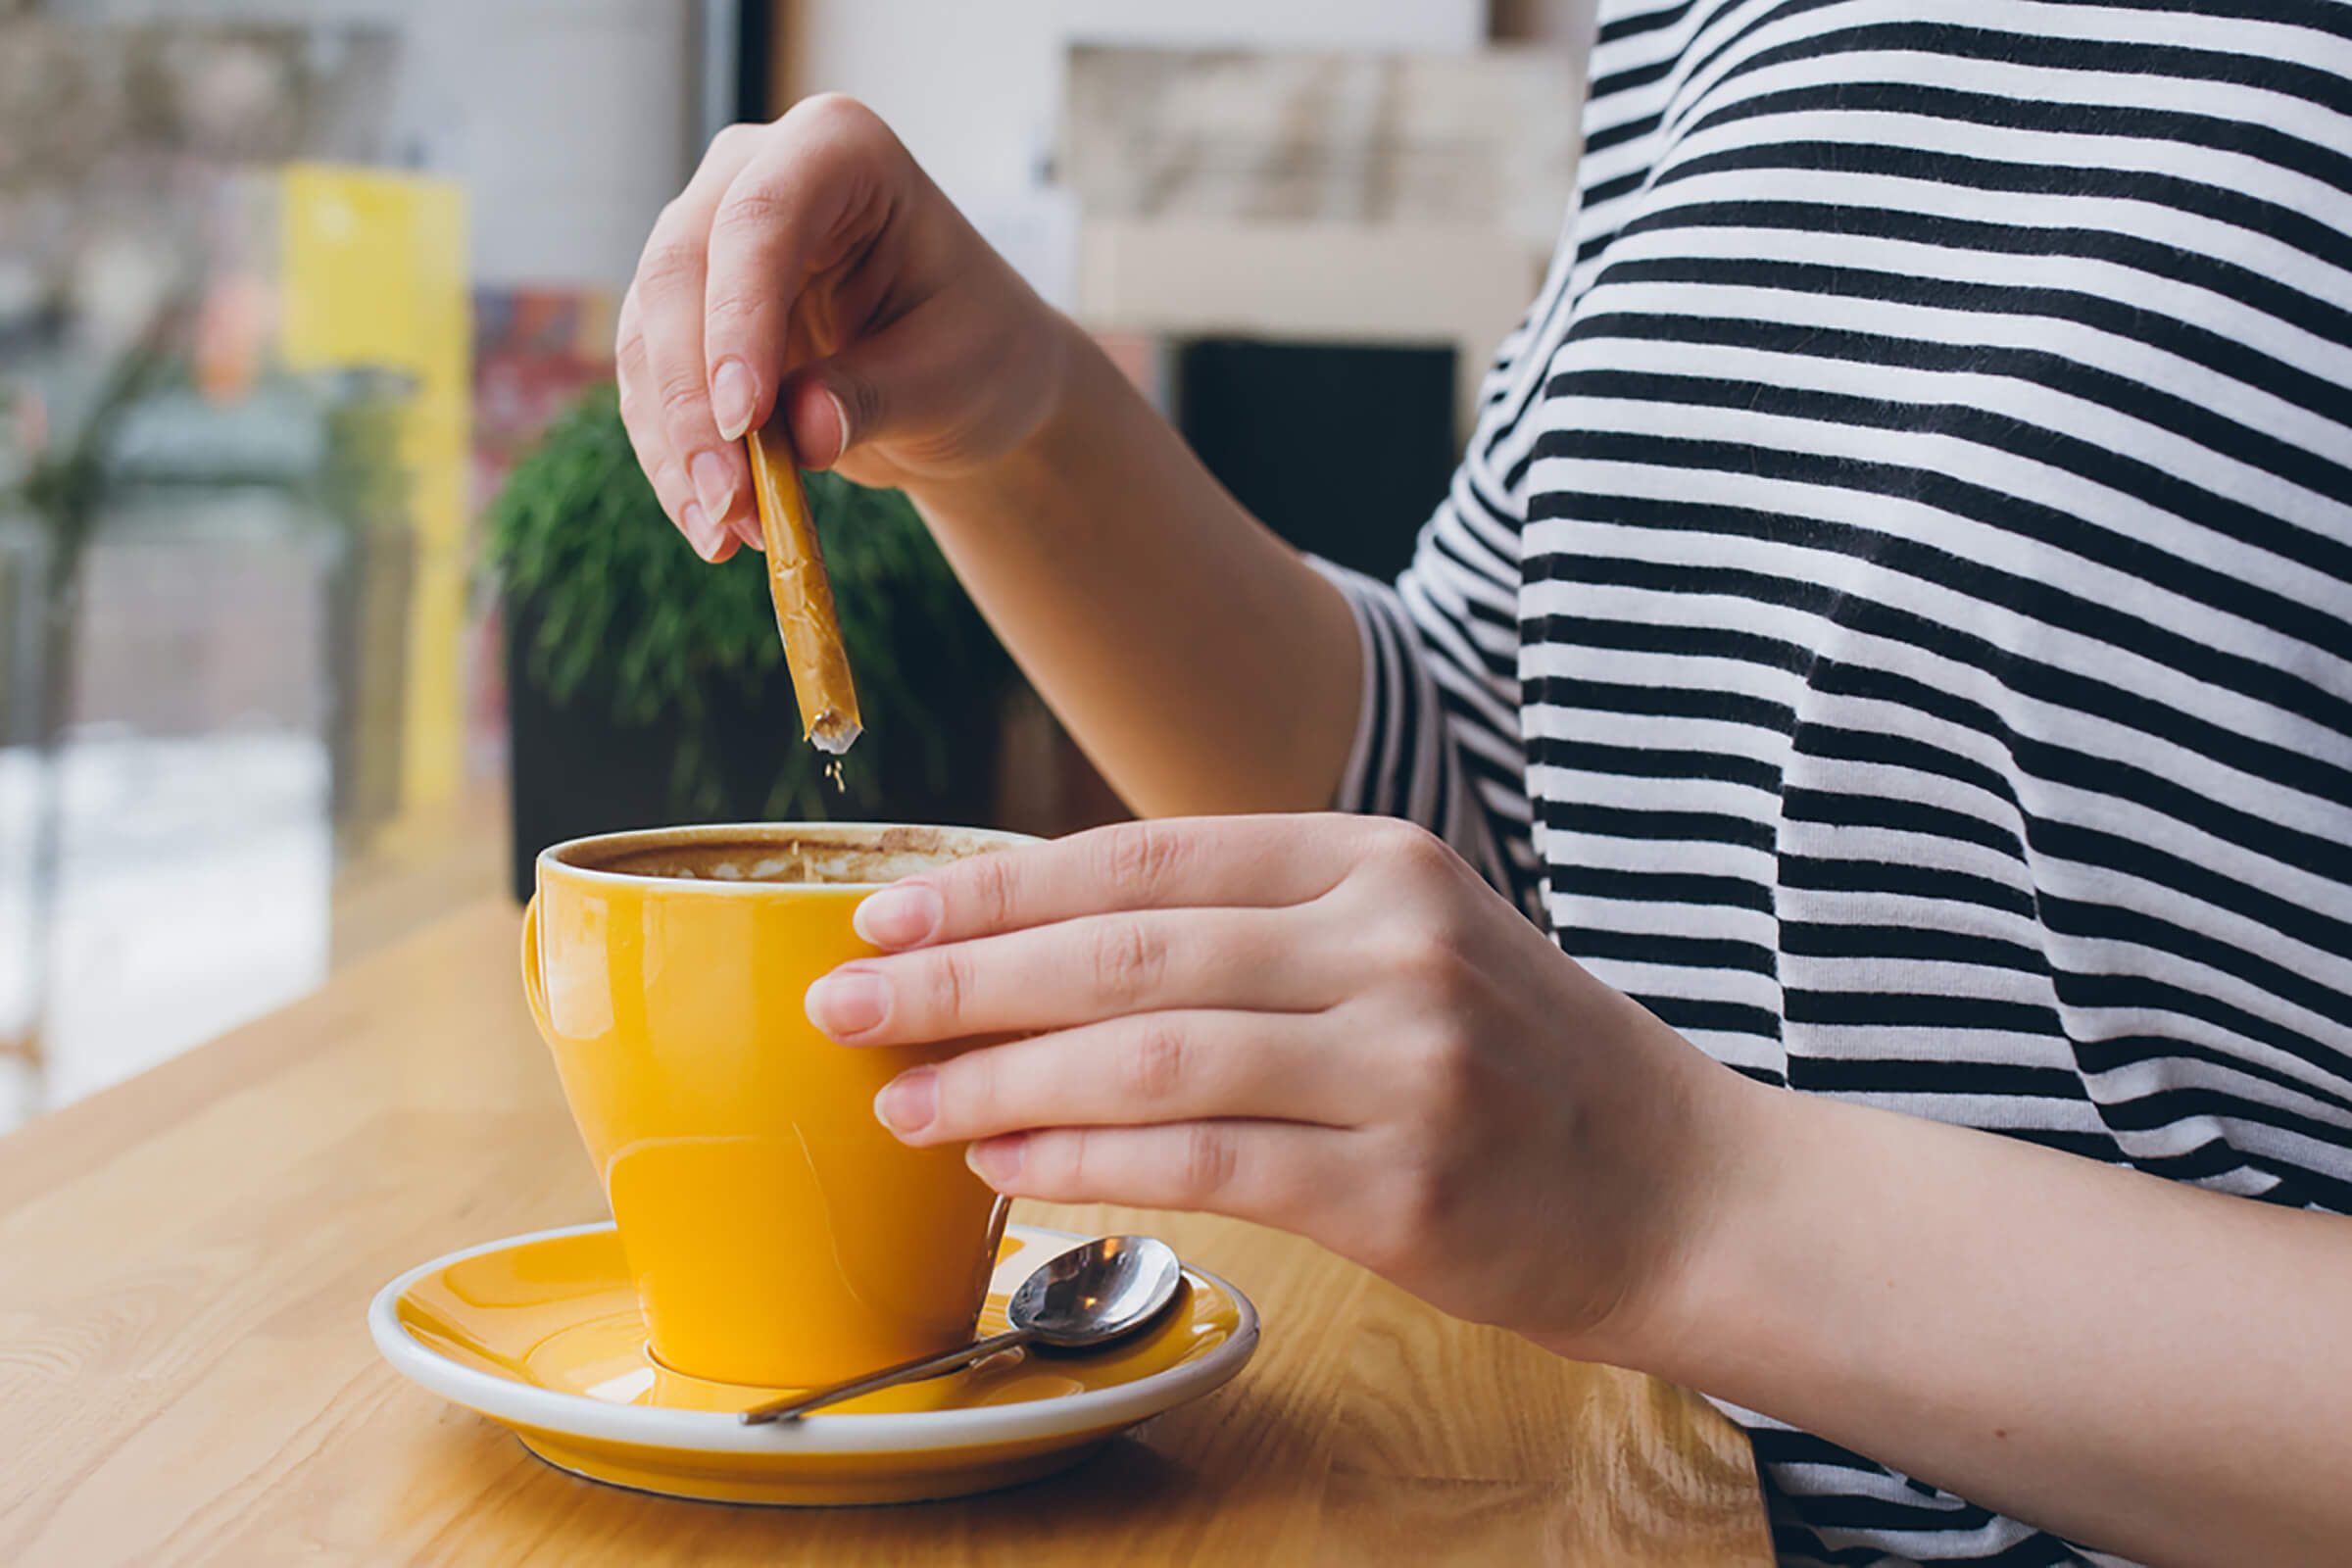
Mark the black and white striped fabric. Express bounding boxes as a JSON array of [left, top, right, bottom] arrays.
[[1314, 1, 2352, 1562]]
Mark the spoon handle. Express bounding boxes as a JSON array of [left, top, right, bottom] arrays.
[[738, 1328, 1035, 1425]]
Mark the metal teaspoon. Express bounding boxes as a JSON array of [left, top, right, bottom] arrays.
[[738, 1235, 1186, 1425]]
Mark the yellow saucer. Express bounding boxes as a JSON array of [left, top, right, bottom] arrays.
[[369, 1222, 1257, 1505]]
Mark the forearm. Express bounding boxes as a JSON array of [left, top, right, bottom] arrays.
[[1619, 1077, 2352, 1566], [898, 318, 1361, 817]]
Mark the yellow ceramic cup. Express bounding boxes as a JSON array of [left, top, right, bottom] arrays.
[[520, 822, 1026, 1389]]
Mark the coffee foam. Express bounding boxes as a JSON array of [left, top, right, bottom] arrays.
[[557, 825, 1004, 886]]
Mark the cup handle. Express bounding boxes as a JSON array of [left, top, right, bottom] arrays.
[[519, 893, 555, 1045]]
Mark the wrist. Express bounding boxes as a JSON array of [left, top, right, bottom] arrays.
[[1560, 1048, 1799, 1377]]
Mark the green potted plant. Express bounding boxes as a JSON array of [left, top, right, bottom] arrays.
[[485, 385, 1018, 900]]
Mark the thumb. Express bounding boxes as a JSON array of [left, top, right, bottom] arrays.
[[783, 297, 1007, 474], [780, 307, 944, 471], [774, 372, 857, 472]]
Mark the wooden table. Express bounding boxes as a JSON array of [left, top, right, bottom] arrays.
[[0, 900, 1772, 1566]]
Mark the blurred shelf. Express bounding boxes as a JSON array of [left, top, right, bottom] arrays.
[[1075, 218, 1538, 438]]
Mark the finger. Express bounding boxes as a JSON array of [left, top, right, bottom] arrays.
[[775, 362, 855, 472], [876, 1010, 1377, 1146], [704, 94, 900, 451], [808, 907, 1347, 1046], [776, 294, 997, 470], [618, 294, 733, 563], [851, 816, 1358, 952], [615, 290, 684, 531], [661, 464, 737, 563], [614, 284, 653, 466], [620, 290, 725, 556], [633, 126, 765, 552], [963, 1119, 1352, 1227]]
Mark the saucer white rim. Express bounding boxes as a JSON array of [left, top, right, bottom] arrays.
[[369, 1221, 1258, 1457]]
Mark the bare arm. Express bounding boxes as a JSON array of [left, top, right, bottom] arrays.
[[613, 96, 1358, 817], [1603, 1082, 2352, 1567], [898, 320, 1360, 817]]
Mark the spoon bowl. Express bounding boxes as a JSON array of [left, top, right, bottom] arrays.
[[740, 1235, 1187, 1425], [1012, 1235, 1186, 1348]]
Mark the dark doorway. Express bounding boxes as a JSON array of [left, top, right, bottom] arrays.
[[1175, 338, 1456, 583]]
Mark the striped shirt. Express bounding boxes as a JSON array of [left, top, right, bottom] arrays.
[[1316, 1, 2352, 1562]]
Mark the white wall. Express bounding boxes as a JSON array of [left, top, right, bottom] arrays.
[[779, 0, 1611, 310], [52, 0, 696, 290], [780, 1, 1494, 305], [1059, 0, 1487, 52], [783, 0, 1068, 229]]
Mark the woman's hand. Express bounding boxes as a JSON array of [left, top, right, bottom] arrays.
[[804, 814, 1750, 1353], [616, 94, 1072, 563]]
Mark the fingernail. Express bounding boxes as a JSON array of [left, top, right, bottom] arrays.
[[854, 884, 942, 949], [874, 1068, 937, 1136], [806, 969, 888, 1037], [821, 388, 852, 466], [711, 359, 756, 440], [967, 1137, 1024, 1187], [682, 502, 722, 562], [690, 449, 735, 518]]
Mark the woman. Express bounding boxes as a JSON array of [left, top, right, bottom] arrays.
[[614, 4, 2352, 1562]]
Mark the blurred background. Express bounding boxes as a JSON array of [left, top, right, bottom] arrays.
[[0, 0, 1593, 1131]]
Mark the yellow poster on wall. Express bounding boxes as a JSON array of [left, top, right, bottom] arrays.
[[277, 164, 471, 815]]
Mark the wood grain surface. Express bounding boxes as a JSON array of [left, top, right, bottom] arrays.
[[0, 900, 1771, 1566]]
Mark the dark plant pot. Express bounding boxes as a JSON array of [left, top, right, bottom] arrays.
[[505, 591, 1003, 902]]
